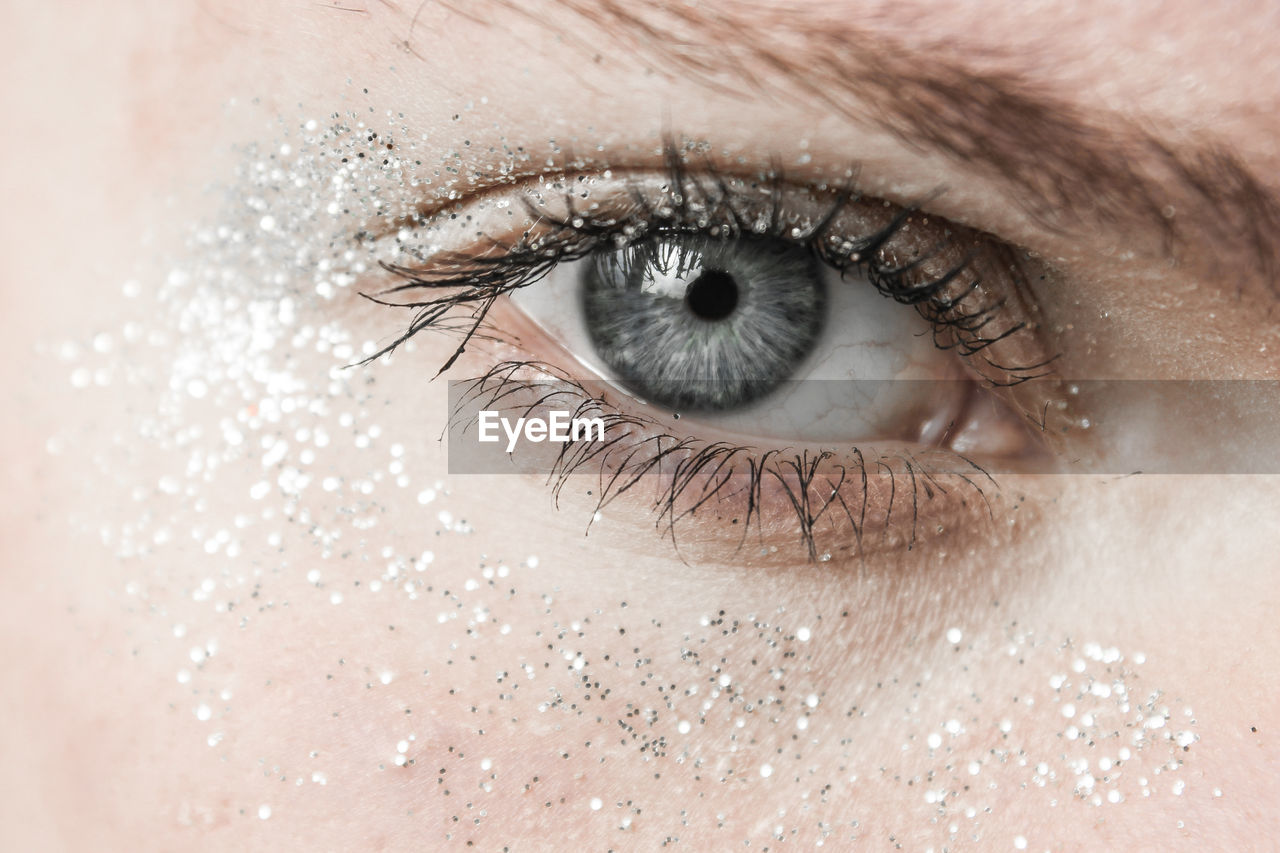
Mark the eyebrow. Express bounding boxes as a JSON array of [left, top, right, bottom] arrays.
[[422, 0, 1280, 286]]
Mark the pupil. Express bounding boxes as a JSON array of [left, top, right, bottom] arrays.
[[684, 268, 739, 321]]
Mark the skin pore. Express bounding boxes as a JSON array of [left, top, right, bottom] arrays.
[[2, 1, 1279, 849]]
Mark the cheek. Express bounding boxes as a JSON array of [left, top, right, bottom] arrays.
[[297, 498, 1222, 850], [24, 90, 1278, 851]]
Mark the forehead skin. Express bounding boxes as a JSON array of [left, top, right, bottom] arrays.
[[2, 1, 1279, 850]]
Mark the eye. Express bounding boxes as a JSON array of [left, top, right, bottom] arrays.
[[511, 229, 977, 444], [369, 153, 1062, 563]]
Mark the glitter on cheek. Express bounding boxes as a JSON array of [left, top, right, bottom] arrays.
[[43, 84, 1233, 848], [46, 96, 555, 828]]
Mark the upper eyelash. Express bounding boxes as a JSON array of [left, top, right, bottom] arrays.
[[358, 146, 1055, 385]]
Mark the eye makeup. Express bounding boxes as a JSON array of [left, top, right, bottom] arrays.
[[364, 146, 1071, 563]]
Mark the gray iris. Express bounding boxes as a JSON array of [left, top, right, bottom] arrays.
[[581, 234, 827, 411]]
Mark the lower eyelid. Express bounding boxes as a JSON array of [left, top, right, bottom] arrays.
[[447, 347, 1017, 567]]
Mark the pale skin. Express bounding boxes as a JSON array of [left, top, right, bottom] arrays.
[[2, 2, 1279, 850]]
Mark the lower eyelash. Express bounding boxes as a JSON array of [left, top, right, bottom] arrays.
[[451, 360, 1001, 565]]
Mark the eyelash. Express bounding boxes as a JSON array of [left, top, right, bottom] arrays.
[[360, 148, 1048, 563], [448, 359, 1000, 563]]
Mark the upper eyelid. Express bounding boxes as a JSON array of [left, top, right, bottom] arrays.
[[382, 161, 929, 269], [369, 150, 879, 243]]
